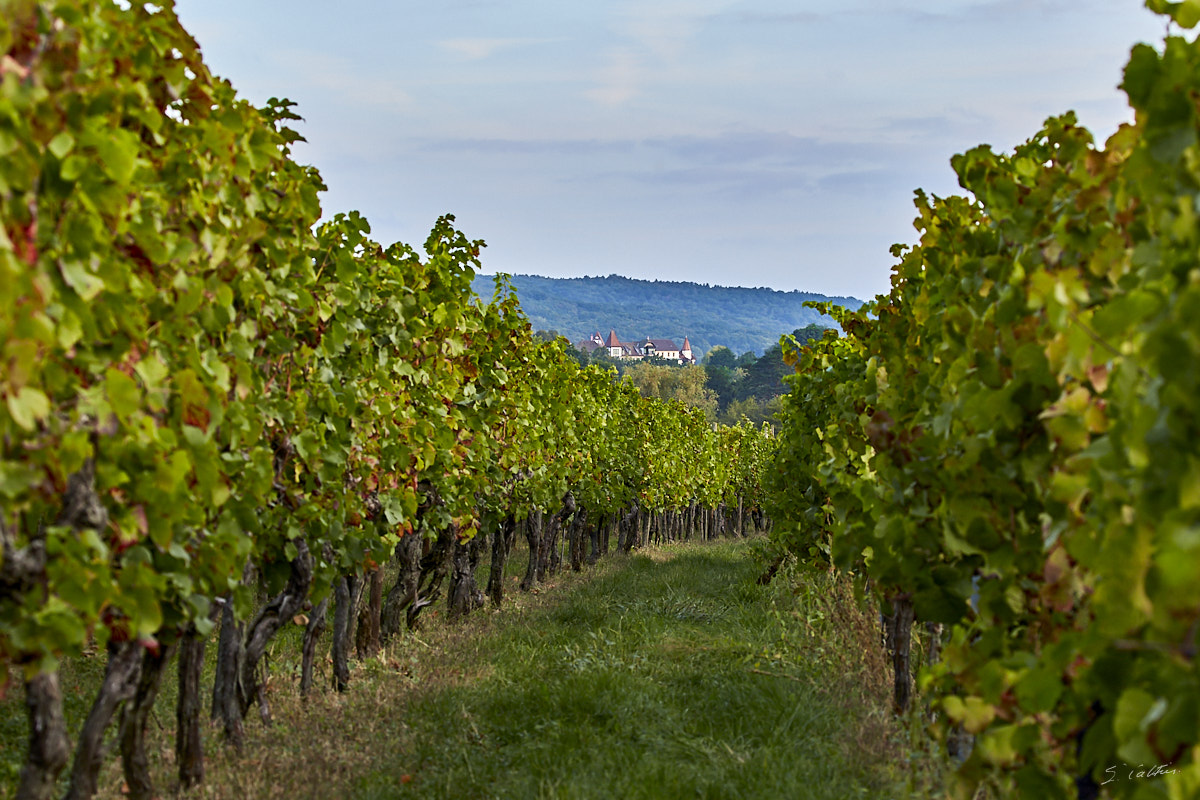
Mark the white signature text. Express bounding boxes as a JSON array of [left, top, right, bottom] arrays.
[[1101, 763, 1178, 785]]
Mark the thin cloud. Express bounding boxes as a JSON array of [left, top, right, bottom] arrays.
[[267, 49, 412, 109], [585, 47, 642, 106], [615, 3, 712, 63], [413, 131, 911, 178], [713, 11, 826, 24], [438, 37, 558, 60], [585, 2, 732, 105], [864, 109, 994, 143], [816, 169, 893, 193], [418, 137, 634, 156]]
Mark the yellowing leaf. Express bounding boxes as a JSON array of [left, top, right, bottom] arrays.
[[943, 695, 996, 734], [1180, 459, 1200, 510], [134, 354, 169, 388], [964, 697, 996, 734], [58, 259, 105, 301], [6, 386, 51, 431], [977, 725, 1018, 766], [47, 131, 74, 159]]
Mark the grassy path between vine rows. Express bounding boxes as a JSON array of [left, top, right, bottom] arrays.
[[313, 539, 922, 799], [2, 539, 933, 799]]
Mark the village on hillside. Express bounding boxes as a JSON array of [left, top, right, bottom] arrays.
[[575, 330, 696, 365]]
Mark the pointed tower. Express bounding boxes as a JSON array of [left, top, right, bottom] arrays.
[[605, 329, 622, 358], [681, 335, 693, 363]]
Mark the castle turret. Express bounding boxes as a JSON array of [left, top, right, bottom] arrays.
[[605, 329, 623, 358]]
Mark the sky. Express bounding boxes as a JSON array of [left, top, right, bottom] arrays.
[[172, 1, 1168, 300]]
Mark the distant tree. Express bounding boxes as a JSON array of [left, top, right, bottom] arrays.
[[703, 346, 736, 370], [704, 365, 740, 411], [791, 323, 827, 347], [622, 363, 718, 422], [719, 396, 783, 430], [564, 342, 589, 368], [589, 348, 623, 376], [623, 362, 667, 398], [669, 368, 719, 422], [738, 343, 790, 402], [736, 351, 757, 368]]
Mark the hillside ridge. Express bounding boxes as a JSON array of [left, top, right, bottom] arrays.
[[471, 273, 865, 357]]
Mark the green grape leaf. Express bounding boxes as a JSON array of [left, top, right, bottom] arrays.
[[1176, 0, 1200, 28], [105, 368, 140, 422], [0, 460, 42, 497]]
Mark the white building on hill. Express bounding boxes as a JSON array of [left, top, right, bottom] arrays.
[[576, 330, 695, 365]]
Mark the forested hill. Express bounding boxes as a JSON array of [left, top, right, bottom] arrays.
[[470, 273, 865, 357]]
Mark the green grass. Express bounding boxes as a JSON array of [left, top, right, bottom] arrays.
[[354, 541, 921, 799], [0, 538, 935, 799]]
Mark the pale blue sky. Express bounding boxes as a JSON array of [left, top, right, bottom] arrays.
[[173, 1, 1166, 298]]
